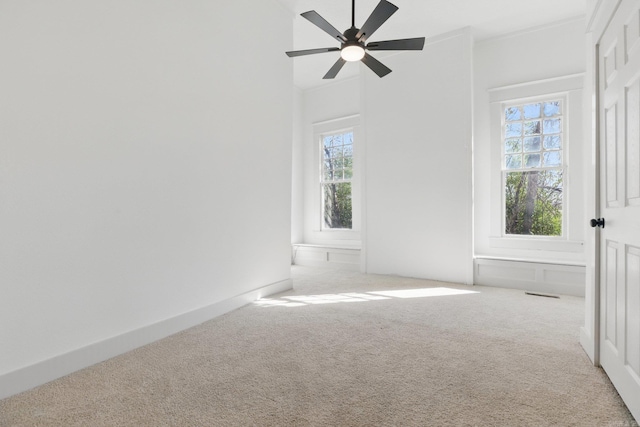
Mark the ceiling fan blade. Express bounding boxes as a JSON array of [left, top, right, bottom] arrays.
[[323, 58, 347, 79], [301, 11, 347, 43], [361, 53, 392, 78], [356, 0, 399, 43], [366, 37, 426, 51], [286, 47, 340, 57]]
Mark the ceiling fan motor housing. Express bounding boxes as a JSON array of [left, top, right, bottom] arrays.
[[343, 27, 361, 43]]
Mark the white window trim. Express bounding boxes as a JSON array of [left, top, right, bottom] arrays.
[[488, 74, 584, 253], [320, 129, 355, 231], [500, 94, 568, 239], [310, 115, 361, 244]]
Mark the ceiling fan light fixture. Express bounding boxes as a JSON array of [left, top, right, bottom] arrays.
[[341, 44, 365, 62]]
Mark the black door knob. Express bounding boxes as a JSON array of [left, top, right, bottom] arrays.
[[590, 218, 605, 228]]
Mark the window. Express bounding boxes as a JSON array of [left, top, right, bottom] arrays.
[[502, 99, 564, 237], [310, 114, 360, 243], [321, 131, 353, 229], [486, 75, 583, 253]]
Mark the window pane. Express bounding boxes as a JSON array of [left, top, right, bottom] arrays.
[[323, 137, 333, 148], [322, 145, 331, 159], [523, 103, 541, 119], [505, 138, 522, 154], [524, 120, 541, 135], [323, 182, 352, 229], [332, 156, 344, 169], [544, 101, 561, 117], [324, 168, 334, 180], [543, 135, 562, 150], [524, 153, 541, 168], [344, 165, 352, 178], [543, 118, 562, 134], [505, 107, 521, 121], [505, 170, 563, 236], [344, 144, 353, 156], [505, 123, 522, 138], [523, 137, 541, 152], [330, 146, 342, 158], [505, 154, 522, 169], [543, 151, 562, 167], [324, 157, 334, 177]]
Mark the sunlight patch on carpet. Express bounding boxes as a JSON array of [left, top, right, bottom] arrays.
[[370, 287, 479, 299], [254, 288, 479, 308]]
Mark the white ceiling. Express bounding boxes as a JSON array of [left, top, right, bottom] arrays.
[[278, 0, 586, 90]]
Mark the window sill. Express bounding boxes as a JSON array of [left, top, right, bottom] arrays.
[[489, 237, 584, 253]]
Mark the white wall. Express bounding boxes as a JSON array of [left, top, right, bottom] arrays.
[[474, 19, 587, 264], [363, 30, 474, 284], [0, 0, 292, 396]]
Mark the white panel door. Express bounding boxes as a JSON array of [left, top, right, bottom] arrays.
[[598, 0, 640, 420]]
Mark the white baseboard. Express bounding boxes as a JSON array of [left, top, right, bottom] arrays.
[[474, 257, 586, 297], [0, 279, 292, 401]]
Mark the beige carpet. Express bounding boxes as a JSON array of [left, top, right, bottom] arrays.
[[1, 266, 637, 426]]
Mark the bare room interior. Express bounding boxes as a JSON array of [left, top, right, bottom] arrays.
[[1, 0, 639, 425]]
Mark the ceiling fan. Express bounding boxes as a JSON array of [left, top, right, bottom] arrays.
[[286, 0, 425, 79]]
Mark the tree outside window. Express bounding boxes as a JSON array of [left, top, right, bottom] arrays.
[[503, 100, 564, 236]]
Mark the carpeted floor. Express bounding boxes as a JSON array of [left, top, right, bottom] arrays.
[[0, 266, 637, 426]]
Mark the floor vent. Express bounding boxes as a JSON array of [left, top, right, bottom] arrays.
[[525, 291, 560, 299]]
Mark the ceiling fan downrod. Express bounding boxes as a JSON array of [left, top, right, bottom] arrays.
[[352, 0, 355, 28]]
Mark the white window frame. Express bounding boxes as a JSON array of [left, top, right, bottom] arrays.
[[488, 74, 584, 253], [320, 129, 354, 230], [500, 94, 568, 239], [310, 115, 361, 244]]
